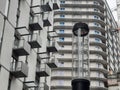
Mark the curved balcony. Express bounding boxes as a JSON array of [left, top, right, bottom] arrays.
[[57, 40, 72, 45], [90, 26, 106, 34], [90, 59, 107, 67], [58, 32, 72, 37], [59, 48, 88, 54], [53, 67, 72, 70], [51, 76, 72, 80], [57, 56, 72, 61], [54, 18, 106, 27], [90, 77, 107, 82], [90, 68, 108, 75], [54, 26, 105, 34], [54, 11, 105, 18], [90, 86, 108, 90], [90, 42, 107, 51], [65, 0, 104, 5], [90, 34, 106, 43], [59, 48, 72, 53], [51, 86, 71, 90], [61, 4, 105, 11], [90, 50, 107, 59]]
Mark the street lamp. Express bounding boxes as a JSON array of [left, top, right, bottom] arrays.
[[72, 22, 90, 90]]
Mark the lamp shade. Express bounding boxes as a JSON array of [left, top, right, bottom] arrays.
[[72, 22, 89, 37]]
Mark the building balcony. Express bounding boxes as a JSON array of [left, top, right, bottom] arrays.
[[36, 64, 50, 77], [90, 34, 106, 43], [41, 1, 53, 12], [90, 59, 107, 67], [28, 33, 42, 48], [13, 39, 31, 56], [46, 56, 58, 68], [57, 40, 72, 45], [61, 4, 105, 11], [38, 52, 50, 59], [51, 85, 71, 89], [54, 18, 105, 27], [43, 13, 52, 27], [58, 32, 72, 37], [90, 50, 107, 59], [90, 26, 106, 34], [15, 26, 30, 35], [90, 68, 108, 75], [59, 48, 72, 53], [54, 11, 104, 19], [29, 16, 43, 31], [90, 42, 107, 51], [53, 0, 60, 10], [90, 77, 107, 82], [90, 86, 108, 90], [47, 40, 59, 52], [23, 81, 37, 90], [10, 61, 28, 78]]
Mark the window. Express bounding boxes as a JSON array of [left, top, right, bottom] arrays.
[[94, 15, 99, 19], [61, 53, 64, 56], [60, 14, 65, 18], [94, 30, 100, 34], [60, 8, 65, 11], [95, 38, 100, 42], [94, 23, 99, 26], [59, 29, 64, 33], [60, 1, 65, 4], [59, 37, 64, 41], [61, 45, 64, 48], [60, 22, 65, 25], [94, 8, 99, 12]]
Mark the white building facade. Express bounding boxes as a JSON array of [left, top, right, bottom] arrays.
[[51, 0, 120, 90]]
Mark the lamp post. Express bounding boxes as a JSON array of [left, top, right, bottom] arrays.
[[72, 22, 90, 90]]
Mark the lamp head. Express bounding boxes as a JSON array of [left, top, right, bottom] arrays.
[[72, 22, 89, 37]]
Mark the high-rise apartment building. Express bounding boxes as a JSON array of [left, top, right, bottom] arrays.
[[0, 0, 60, 90], [51, 0, 120, 90]]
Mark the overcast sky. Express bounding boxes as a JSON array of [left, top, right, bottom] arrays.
[[106, 0, 118, 20]]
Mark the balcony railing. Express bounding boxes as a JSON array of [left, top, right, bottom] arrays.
[[53, 0, 60, 10], [41, 1, 53, 12], [23, 81, 38, 90], [46, 56, 58, 68], [10, 61, 28, 78], [36, 64, 50, 77], [28, 33, 42, 48], [13, 39, 31, 56], [29, 15, 43, 31], [47, 39, 59, 52]]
